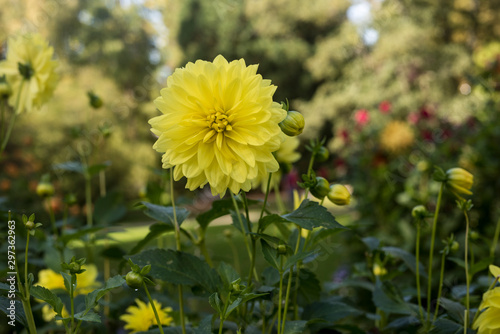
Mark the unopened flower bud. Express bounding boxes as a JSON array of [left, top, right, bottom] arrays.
[[411, 205, 428, 220], [36, 181, 55, 197], [277, 244, 287, 255], [223, 229, 232, 238], [450, 241, 459, 252], [446, 167, 473, 196], [310, 177, 330, 199], [87, 91, 103, 109], [315, 146, 329, 162], [470, 230, 480, 240], [65, 193, 77, 205], [279, 110, 304, 136], [327, 184, 351, 206], [25, 221, 35, 230], [126, 271, 144, 289]]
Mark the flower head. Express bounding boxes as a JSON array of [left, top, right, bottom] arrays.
[[378, 101, 391, 114], [149, 55, 286, 196], [445, 167, 473, 196], [0, 33, 58, 113], [354, 109, 370, 126], [473, 287, 500, 333], [380, 121, 415, 153], [120, 299, 173, 333], [327, 184, 351, 206], [35, 264, 101, 295]]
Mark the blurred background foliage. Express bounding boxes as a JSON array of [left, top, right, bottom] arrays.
[[1, 0, 500, 247]]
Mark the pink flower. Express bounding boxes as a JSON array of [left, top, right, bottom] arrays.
[[379, 101, 391, 114], [408, 112, 420, 124], [354, 109, 370, 126]]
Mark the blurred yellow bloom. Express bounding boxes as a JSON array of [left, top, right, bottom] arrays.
[[379, 121, 414, 154], [42, 304, 69, 325], [490, 265, 500, 278], [35, 264, 101, 295], [445, 167, 473, 196], [373, 263, 387, 276], [149, 55, 286, 196], [327, 184, 351, 206], [120, 299, 173, 333], [0, 33, 58, 113], [473, 287, 500, 333]]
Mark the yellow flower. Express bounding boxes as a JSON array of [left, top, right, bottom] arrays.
[[379, 121, 415, 154], [445, 167, 473, 196], [473, 287, 500, 333], [490, 265, 500, 279], [373, 263, 387, 276], [42, 304, 69, 325], [35, 264, 101, 295], [120, 299, 174, 333], [149, 55, 286, 197], [327, 184, 351, 206], [0, 33, 58, 113]]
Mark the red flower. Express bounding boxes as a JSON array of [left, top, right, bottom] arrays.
[[354, 109, 370, 126], [379, 101, 391, 114]]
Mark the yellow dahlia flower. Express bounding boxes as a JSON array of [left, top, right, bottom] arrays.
[[379, 121, 415, 154], [149, 55, 286, 196], [120, 299, 173, 333], [42, 304, 69, 325], [0, 33, 58, 113], [35, 264, 101, 295], [445, 167, 473, 196], [473, 287, 500, 333]]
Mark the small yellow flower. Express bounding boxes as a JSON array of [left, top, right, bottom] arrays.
[[149, 55, 286, 197], [35, 264, 101, 295], [42, 304, 69, 325], [120, 299, 174, 333], [0, 33, 58, 113], [373, 263, 387, 276], [473, 287, 500, 333], [379, 121, 415, 154], [445, 167, 473, 196]]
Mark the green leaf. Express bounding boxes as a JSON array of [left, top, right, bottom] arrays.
[[250, 233, 284, 245], [231, 211, 250, 234], [85, 275, 125, 310], [308, 228, 345, 247], [130, 249, 221, 294], [361, 237, 380, 251], [261, 240, 281, 271], [53, 161, 84, 174], [295, 268, 322, 303], [129, 223, 175, 255], [58, 227, 105, 245], [100, 246, 126, 259], [0, 296, 28, 327], [61, 271, 72, 293], [430, 318, 473, 334], [209, 292, 223, 314], [283, 320, 308, 334], [74, 310, 101, 322], [284, 251, 318, 271], [30, 285, 64, 315], [86, 162, 111, 177], [218, 262, 239, 290], [439, 298, 466, 324], [141, 202, 189, 227], [259, 214, 289, 232], [281, 200, 346, 230], [381, 246, 427, 278], [225, 292, 268, 318], [196, 199, 235, 230], [372, 280, 412, 315], [94, 191, 127, 225], [303, 301, 362, 323], [470, 257, 493, 280]]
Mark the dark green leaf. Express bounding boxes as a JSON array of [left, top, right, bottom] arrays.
[[30, 285, 64, 315], [0, 296, 28, 327], [218, 262, 239, 290], [231, 211, 250, 234], [141, 202, 190, 227], [284, 251, 318, 271], [303, 301, 362, 323], [261, 240, 280, 270], [470, 257, 493, 279], [295, 268, 322, 303], [361, 237, 380, 251], [196, 199, 235, 230], [259, 214, 289, 232], [225, 292, 268, 318], [430, 318, 474, 334], [372, 280, 412, 315], [250, 233, 284, 245], [85, 275, 125, 310], [61, 272, 72, 293], [281, 200, 346, 230], [74, 310, 101, 322], [283, 320, 308, 334], [129, 223, 175, 255], [94, 191, 127, 225], [439, 298, 466, 324], [382, 246, 427, 278], [130, 249, 221, 294], [58, 227, 105, 245], [100, 246, 126, 259], [209, 292, 223, 314]]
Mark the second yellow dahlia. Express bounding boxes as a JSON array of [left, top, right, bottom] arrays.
[[149, 55, 286, 196]]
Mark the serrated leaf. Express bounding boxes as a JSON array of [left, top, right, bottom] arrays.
[[141, 202, 189, 227], [382, 246, 427, 278], [129, 223, 175, 255], [225, 292, 268, 318], [281, 200, 346, 230], [372, 280, 412, 315], [94, 191, 127, 225], [196, 199, 236, 230], [218, 262, 239, 290], [284, 251, 318, 271], [30, 285, 64, 315], [259, 214, 289, 232], [250, 233, 283, 245], [261, 240, 281, 270], [61, 271, 72, 293], [74, 310, 101, 322], [85, 275, 125, 310], [130, 249, 221, 295], [209, 292, 223, 314]]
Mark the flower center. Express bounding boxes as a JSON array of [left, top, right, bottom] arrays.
[[18, 62, 34, 80], [207, 110, 232, 133]]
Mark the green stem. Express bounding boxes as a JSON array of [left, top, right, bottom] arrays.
[[277, 256, 284, 334], [303, 152, 316, 198], [426, 183, 444, 325], [258, 173, 273, 230], [25, 233, 30, 294], [144, 282, 165, 334], [169, 169, 186, 334], [0, 79, 24, 157], [281, 230, 301, 333], [218, 291, 232, 334], [230, 192, 254, 274], [46, 198, 58, 237], [199, 236, 214, 267], [1, 99, 5, 140], [490, 216, 500, 259], [99, 170, 106, 197], [464, 210, 471, 329], [415, 222, 424, 322], [433, 251, 447, 323], [21, 233, 37, 334], [70, 274, 76, 333]]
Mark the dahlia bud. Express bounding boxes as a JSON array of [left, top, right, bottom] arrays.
[[310, 177, 330, 199], [315, 146, 329, 162], [327, 184, 351, 206], [87, 91, 103, 109], [450, 241, 459, 252], [445, 167, 473, 196], [411, 205, 428, 220], [277, 244, 287, 255], [36, 181, 55, 198], [62, 257, 86, 275], [125, 271, 144, 289], [279, 110, 305, 136]]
